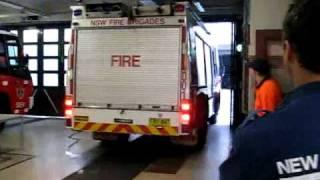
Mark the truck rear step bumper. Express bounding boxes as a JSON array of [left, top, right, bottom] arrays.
[[73, 121, 179, 136]]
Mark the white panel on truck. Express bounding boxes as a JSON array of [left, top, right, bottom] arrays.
[[75, 27, 181, 107]]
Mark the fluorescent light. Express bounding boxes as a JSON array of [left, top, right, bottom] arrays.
[[193, 1, 205, 12], [0, 1, 24, 10]]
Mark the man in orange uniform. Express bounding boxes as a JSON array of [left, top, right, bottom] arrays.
[[248, 59, 283, 112]]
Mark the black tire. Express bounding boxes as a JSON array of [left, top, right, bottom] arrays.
[[196, 126, 208, 150], [209, 93, 221, 125], [214, 93, 221, 115], [208, 115, 217, 125], [194, 94, 209, 149], [0, 122, 5, 132]]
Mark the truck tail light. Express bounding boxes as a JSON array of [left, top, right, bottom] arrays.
[[65, 98, 73, 106], [65, 95, 73, 127], [180, 99, 191, 125], [180, 113, 190, 125], [175, 4, 185, 12], [181, 100, 191, 111], [65, 109, 73, 117]]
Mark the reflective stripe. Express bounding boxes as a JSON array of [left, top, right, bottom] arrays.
[[73, 122, 179, 136], [131, 125, 144, 134], [91, 123, 101, 131]]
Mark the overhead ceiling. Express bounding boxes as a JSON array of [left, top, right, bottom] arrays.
[[0, 0, 243, 24]]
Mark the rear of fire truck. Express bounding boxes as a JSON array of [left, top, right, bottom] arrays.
[[66, 2, 219, 148]]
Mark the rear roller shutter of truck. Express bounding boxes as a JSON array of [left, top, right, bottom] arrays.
[[75, 27, 182, 109]]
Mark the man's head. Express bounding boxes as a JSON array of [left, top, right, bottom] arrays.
[[248, 59, 271, 81], [283, 0, 320, 85]]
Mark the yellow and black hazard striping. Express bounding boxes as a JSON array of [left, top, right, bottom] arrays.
[[73, 121, 179, 136]]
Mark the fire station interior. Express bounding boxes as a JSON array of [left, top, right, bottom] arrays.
[[0, 0, 294, 179]]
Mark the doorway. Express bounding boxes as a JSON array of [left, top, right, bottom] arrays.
[[205, 20, 244, 127]]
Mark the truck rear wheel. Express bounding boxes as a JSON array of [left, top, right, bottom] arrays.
[[171, 126, 207, 149], [209, 93, 220, 125], [0, 122, 5, 132]]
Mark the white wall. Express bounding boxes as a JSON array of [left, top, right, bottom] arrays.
[[248, 0, 293, 56]]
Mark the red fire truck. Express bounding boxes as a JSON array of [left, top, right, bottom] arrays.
[[66, 2, 221, 148], [0, 30, 34, 131]]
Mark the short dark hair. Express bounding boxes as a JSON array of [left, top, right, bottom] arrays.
[[248, 59, 271, 77], [283, 0, 320, 74]]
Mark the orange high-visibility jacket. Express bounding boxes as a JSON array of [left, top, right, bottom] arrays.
[[255, 78, 283, 112]]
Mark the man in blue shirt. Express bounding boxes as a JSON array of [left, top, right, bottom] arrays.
[[220, 0, 320, 179]]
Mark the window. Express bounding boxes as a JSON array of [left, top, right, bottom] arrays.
[[64, 74, 67, 87], [204, 45, 212, 87], [23, 29, 39, 43], [23, 29, 38, 87], [43, 59, 59, 71], [28, 59, 38, 71], [9, 59, 19, 66], [64, 28, 71, 42], [8, 45, 18, 57], [64, 44, 70, 57], [6, 39, 19, 67], [64, 29, 71, 87], [6, 39, 18, 56], [44, 45, 58, 56], [31, 73, 38, 86], [43, 29, 59, 42], [19, 27, 71, 88], [24, 45, 38, 56], [64, 58, 68, 71], [195, 36, 206, 86], [43, 73, 58, 87]]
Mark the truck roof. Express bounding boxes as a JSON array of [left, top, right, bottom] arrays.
[[0, 30, 18, 37]]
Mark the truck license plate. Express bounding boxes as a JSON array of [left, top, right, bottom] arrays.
[[149, 118, 170, 127]]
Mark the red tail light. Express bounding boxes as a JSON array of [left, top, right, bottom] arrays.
[[175, 4, 185, 12], [65, 99, 73, 106], [181, 100, 191, 111], [65, 109, 73, 117], [181, 114, 191, 125], [180, 99, 191, 125], [65, 95, 73, 106], [65, 95, 73, 120]]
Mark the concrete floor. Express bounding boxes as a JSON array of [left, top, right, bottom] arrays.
[[0, 119, 231, 180]]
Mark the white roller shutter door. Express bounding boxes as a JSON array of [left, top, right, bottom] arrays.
[[75, 27, 181, 107]]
